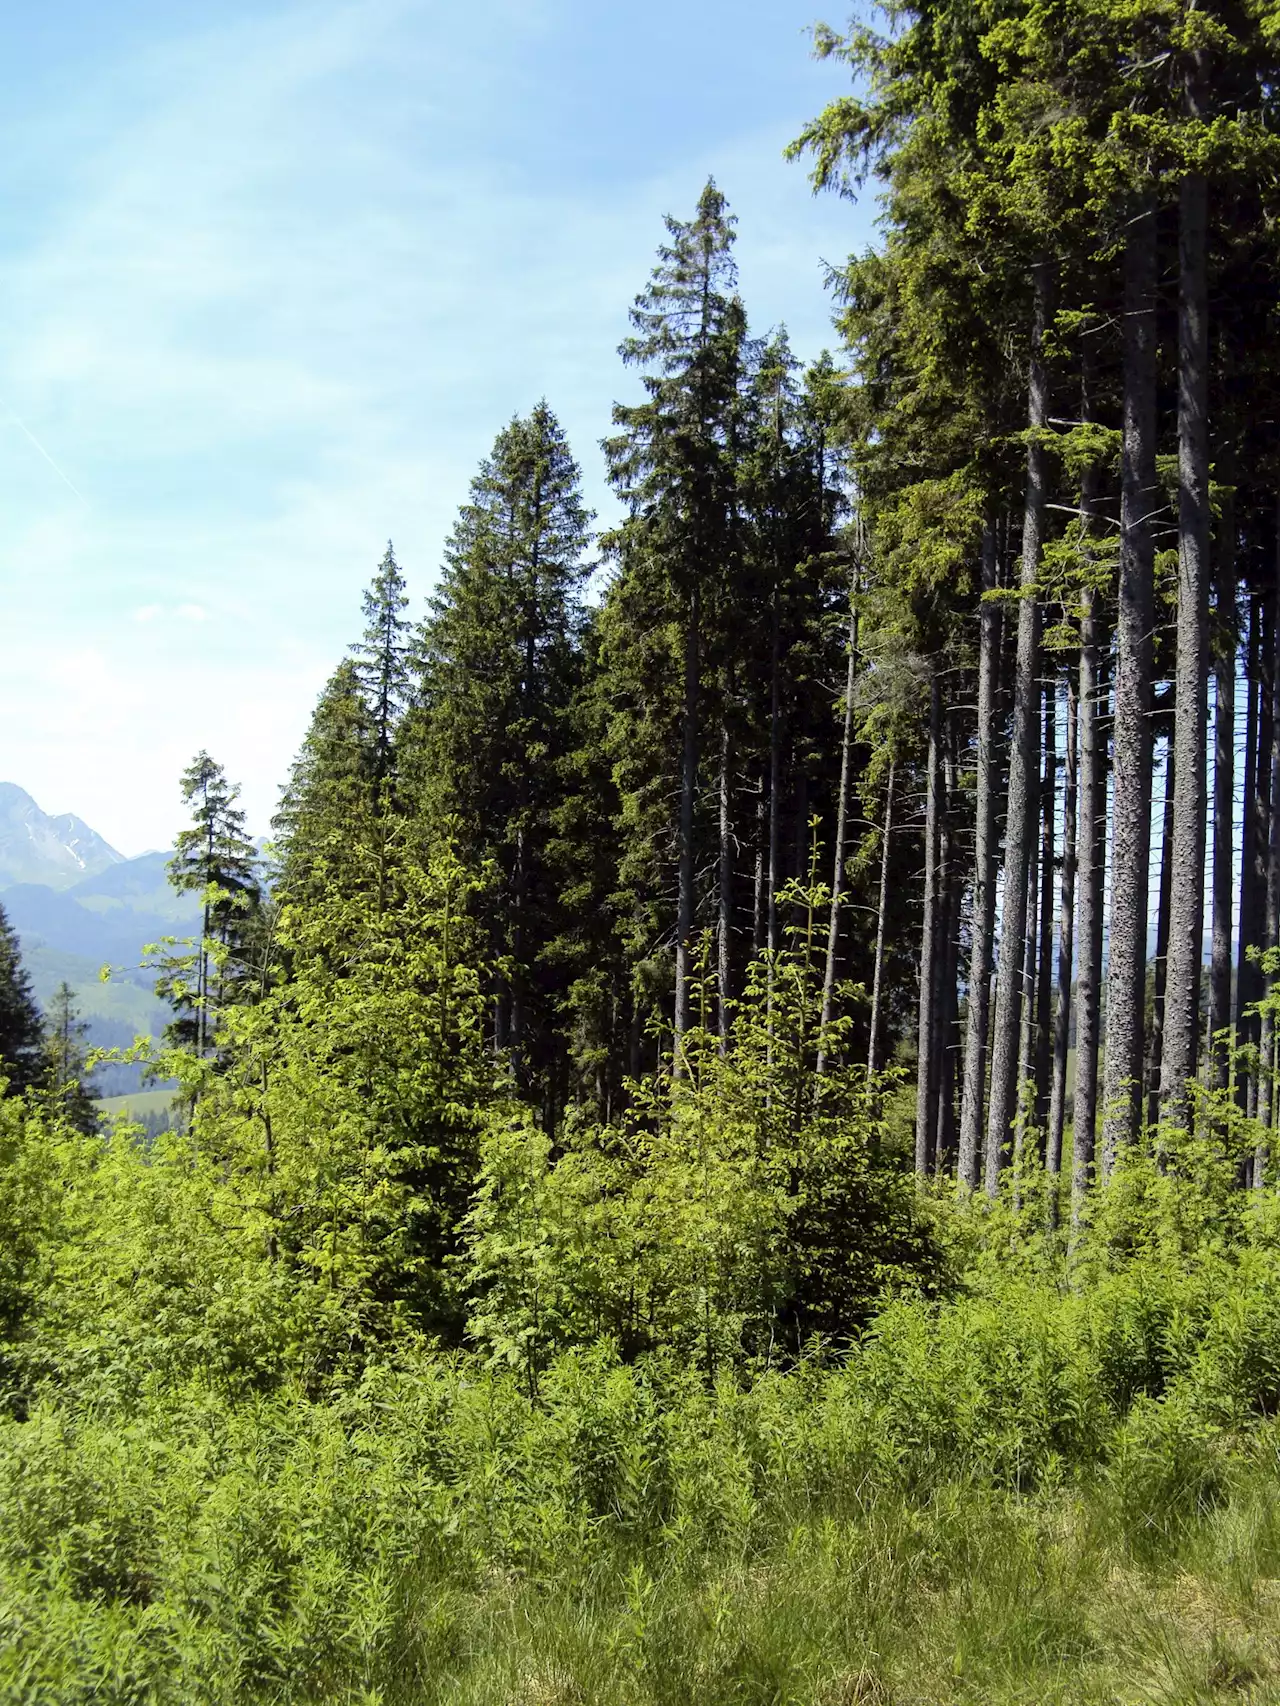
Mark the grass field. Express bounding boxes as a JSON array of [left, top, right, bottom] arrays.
[[95, 1087, 178, 1124]]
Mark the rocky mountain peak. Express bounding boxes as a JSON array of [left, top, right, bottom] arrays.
[[0, 782, 124, 891]]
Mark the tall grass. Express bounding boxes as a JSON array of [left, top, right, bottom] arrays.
[[6, 1250, 1280, 1703]]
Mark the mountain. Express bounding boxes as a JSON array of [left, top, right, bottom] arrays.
[[0, 782, 124, 889], [0, 788, 199, 1096]]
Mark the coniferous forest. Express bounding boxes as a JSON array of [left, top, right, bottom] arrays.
[[9, 6, 1280, 1700]]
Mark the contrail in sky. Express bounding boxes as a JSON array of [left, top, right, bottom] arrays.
[[0, 399, 85, 500]]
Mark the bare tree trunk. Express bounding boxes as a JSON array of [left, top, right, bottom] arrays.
[[1102, 202, 1159, 1170], [1238, 597, 1266, 1116], [1147, 738, 1176, 1134], [1160, 157, 1211, 1124], [1035, 677, 1057, 1132], [1048, 672, 1077, 1207], [1073, 599, 1108, 1222], [819, 591, 859, 1072], [1208, 491, 1236, 1091], [673, 590, 701, 1076], [1257, 542, 1280, 1169], [934, 727, 959, 1173], [986, 261, 1050, 1194], [766, 589, 782, 1044], [1014, 858, 1039, 1185], [867, 761, 895, 1077], [717, 708, 732, 1051], [916, 672, 943, 1176], [753, 772, 766, 955], [958, 521, 1001, 1188]]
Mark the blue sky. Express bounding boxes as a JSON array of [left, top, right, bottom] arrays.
[[1, 0, 875, 855]]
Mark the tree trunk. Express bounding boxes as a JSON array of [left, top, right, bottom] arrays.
[[1147, 738, 1176, 1135], [1238, 596, 1266, 1116], [1160, 161, 1211, 1124], [985, 261, 1050, 1194], [717, 707, 732, 1051], [916, 672, 943, 1176], [673, 589, 700, 1077], [1071, 391, 1106, 1218], [934, 726, 959, 1173], [1014, 856, 1039, 1184], [819, 590, 859, 1073], [958, 521, 1001, 1189], [766, 589, 782, 1044], [1257, 548, 1280, 1165], [867, 761, 895, 1077], [1048, 672, 1077, 1206], [1208, 491, 1236, 1091], [1102, 202, 1159, 1169], [753, 772, 766, 955], [1035, 676, 1057, 1132]]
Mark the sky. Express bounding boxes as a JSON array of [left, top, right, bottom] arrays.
[[0, 0, 876, 856]]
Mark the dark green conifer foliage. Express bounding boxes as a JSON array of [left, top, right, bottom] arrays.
[[158, 753, 262, 1055], [273, 660, 379, 910], [0, 904, 43, 1096], [41, 982, 98, 1134], [412, 403, 592, 1107], [602, 180, 748, 1068], [353, 542, 412, 786]]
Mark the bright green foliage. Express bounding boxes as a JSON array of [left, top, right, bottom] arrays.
[[196, 831, 495, 1352], [465, 882, 941, 1391]]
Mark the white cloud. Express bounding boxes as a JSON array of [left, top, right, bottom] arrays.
[[0, 0, 871, 857]]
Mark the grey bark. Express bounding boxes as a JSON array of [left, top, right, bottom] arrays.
[[1160, 162, 1211, 1123], [673, 589, 700, 1077], [958, 521, 1001, 1188], [1258, 541, 1280, 1162], [985, 261, 1050, 1194], [717, 709, 732, 1051], [1047, 672, 1077, 1203], [1146, 739, 1176, 1135], [1102, 203, 1159, 1169], [819, 591, 859, 1073], [867, 760, 895, 1077], [1072, 556, 1107, 1221], [1208, 491, 1236, 1091], [916, 672, 943, 1176], [1238, 597, 1266, 1116], [1035, 677, 1057, 1131], [934, 728, 960, 1172]]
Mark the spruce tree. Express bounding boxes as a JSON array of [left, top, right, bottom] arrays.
[[274, 660, 379, 912], [159, 753, 262, 1055], [411, 402, 592, 1106], [603, 180, 747, 1073], [0, 903, 43, 1095], [42, 981, 98, 1134], [353, 542, 412, 787]]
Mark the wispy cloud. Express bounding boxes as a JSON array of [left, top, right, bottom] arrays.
[[0, 0, 869, 855]]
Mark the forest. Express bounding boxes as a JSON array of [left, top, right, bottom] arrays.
[[5, 3, 1280, 1701]]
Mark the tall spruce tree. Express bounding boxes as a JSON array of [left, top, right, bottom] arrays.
[[42, 981, 98, 1134], [353, 543, 412, 788], [411, 403, 592, 1108], [602, 179, 748, 1073], [159, 753, 262, 1056]]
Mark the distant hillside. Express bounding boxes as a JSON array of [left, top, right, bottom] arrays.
[[0, 782, 124, 889], [0, 789, 199, 1096]]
